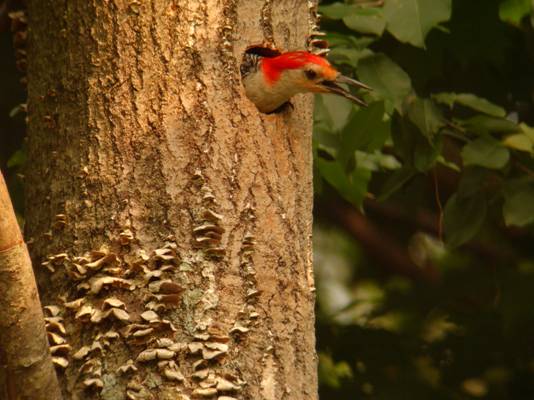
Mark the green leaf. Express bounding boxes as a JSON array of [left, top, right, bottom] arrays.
[[314, 93, 353, 133], [355, 151, 401, 171], [391, 112, 442, 172], [457, 168, 490, 199], [406, 98, 445, 139], [436, 155, 461, 172], [314, 126, 340, 151], [319, 3, 357, 20], [503, 181, 534, 227], [414, 135, 442, 171], [383, 0, 452, 48], [328, 47, 371, 68], [432, 93, 506, 118], [314, 94, 332, 128], [314, 96, 342, 151], [461, 115, 518, 135], [461, 136, 510, 169], [319, 353, 353, 389], [443, 192, 487, 248], [319, 94, 353, 132], [378, 167, 417, 200], [7, 149, 26, 168], [357, 54, 412, 113], [325, 33, 376, 50], [338, 102, 390, 168], [520, 122, 534, 141], [317, 158, 371, 208], [343, 8, 386, 36], [499, 0, 531, 26], [503, 133, 534, 153]]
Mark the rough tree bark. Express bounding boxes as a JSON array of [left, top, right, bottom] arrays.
[[25, 0, 317, 399]]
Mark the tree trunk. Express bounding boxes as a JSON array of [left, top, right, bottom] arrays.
[[25, 1, 317, 399]]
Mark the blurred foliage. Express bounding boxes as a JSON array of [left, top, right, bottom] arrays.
[[314, 0, 534, 398]]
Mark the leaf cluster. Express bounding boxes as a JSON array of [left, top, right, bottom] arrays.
[[315, 0, 534, 245], [314, 0, 534, 398]]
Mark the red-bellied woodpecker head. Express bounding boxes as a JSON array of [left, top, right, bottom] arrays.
[[241, 50, 371, 114]]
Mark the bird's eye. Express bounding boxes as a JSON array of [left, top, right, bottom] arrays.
[[305, 69, 317, 80]]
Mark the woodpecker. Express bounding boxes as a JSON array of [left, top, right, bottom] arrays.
[[241, 50, 371, 114]]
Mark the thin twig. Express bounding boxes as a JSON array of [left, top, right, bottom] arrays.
[[433, 169, 444, 241], [513, 160, 534, 178]]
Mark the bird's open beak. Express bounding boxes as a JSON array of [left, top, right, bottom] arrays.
[[319, 75, 372, 107]]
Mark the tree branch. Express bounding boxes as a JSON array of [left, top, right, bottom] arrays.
[[0, 171, 62, 400], [322, 198, 440, 283], [364, 198, 518, 264]]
